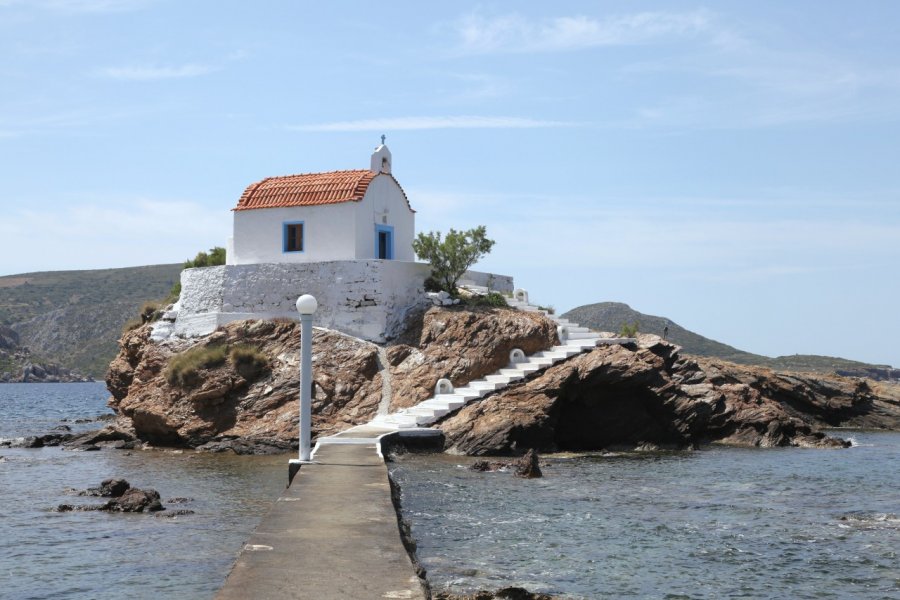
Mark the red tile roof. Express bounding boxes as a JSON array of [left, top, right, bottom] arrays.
[[234, 169, 412, 211]]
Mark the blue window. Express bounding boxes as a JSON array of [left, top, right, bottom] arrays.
[[375, 224, 394, 259], [283, 221, 304, 253]]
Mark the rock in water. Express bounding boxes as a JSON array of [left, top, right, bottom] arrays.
[[514, 449, 542, 478], [434, 587, 557, 600], [438, 337, 900, 455], [105, 488, 163, 512], [87, 479, 131, 498], [61, 480, 165, 513]]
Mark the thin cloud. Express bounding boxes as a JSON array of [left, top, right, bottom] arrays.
[[0, 198, 230, 274], [98, 63, 218, 81], [455, 10, 712, 54], [290, 116, 574, 132], [0, 0, 152, 12]]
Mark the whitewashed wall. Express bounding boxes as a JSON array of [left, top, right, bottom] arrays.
[[354, 175, 415, 261], [230, 202, 358, 265], [174, 261, 513, 342]]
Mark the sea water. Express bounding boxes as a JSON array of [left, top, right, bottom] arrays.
[[3, 383, 898, 599], [0, 383, 286, 600], [390, 436, 900, 599]]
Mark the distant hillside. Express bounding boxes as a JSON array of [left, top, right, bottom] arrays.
[[564, 302, 896, 377], [0, 264, 181, 378]]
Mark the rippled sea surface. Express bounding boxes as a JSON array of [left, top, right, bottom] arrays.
[[391, 434, 900, 599], [0, 383, 286, 600]]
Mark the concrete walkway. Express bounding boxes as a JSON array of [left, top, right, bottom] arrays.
[[215, 440, 425, 600]]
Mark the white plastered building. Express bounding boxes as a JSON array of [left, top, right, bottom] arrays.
[[227, 144, 415, 265]]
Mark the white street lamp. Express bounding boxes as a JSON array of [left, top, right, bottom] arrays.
[[293, 294, 317, 469]]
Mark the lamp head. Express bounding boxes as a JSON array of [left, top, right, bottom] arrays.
[[296, 294, 318, 315]]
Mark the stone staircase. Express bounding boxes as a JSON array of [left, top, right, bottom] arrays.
[[332, 287, 632, 437]]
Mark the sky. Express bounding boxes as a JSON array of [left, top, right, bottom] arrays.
[[1, 1, 898, 367]]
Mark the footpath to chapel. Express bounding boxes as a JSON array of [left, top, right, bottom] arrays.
[[215, 433, 425, 600]]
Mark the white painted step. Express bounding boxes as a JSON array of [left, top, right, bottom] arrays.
[[452, 385, 492, 399], [498, 367, 534, 378], [468, 379, 502, 391], [547, 346, 584, 357], [526, 356, 555, 367], [505, 362, 543, 374], [405, 407, 446, 419], [422, 395, 468, 409], [485, 373, 523, 384], [370, 416, 418, 429], [565, 339, 601, 350]]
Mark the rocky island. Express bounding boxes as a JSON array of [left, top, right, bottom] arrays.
[[103, 305, 900, 455]]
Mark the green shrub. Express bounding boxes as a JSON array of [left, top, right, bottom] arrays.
[[229, 344, 269, 380], [139, 300, 162, 324], [412, 226, 495, 294], [463, 292, 508, 308], [183, 247, 226, 269], [165, 281, 181, 304], [423, 276, 442, 293], [619, 321, 640, 337], [165, 344, 228, 387]]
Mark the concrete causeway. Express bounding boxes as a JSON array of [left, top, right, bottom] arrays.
[[215, 436, 425, 600]]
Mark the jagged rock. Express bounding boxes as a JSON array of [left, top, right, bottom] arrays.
[[107, 488, 163, 512], [514, 449, 542, 478], [62, 425, 137, 450], [195, 437, 295, 455], [59, 480, 164, 513], [79, 478, 131, 497], [469, 460, 509, 473], [104, 304, 898, 455], [439, 340, 899, 455], [106, 307, 556, 452], [468, 450, 542, 478], [387, 306, 557, 411]]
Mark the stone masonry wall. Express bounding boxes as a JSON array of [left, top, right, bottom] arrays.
[[173, 261, 513, 343]]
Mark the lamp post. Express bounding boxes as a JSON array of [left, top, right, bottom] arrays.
[[294, 294, 317, 466]]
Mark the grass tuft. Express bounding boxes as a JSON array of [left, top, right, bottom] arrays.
[[165, 344, 228, 387], [229, 344, 269, 380]]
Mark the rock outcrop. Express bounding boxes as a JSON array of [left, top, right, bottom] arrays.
[[386, 308, 557, 411], [0, 324, 92, 383], [438, 335, 900, 455], [106, 305, 899, 455], [105, 306, 556, 452]]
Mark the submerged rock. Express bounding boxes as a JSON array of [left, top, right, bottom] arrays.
[[468, 450, 542, 478], [434, 588, 557, 600], [513, 449, 542, 478]]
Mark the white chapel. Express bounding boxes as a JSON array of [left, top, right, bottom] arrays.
[[227, 143, 415, 265]]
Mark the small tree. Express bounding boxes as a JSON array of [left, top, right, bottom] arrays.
[[412, 226, 495, 294], [184, 246, 226, 269], [619, 321, 640, 338]]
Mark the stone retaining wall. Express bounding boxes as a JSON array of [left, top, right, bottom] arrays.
[[174, 260, 513, 343]]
